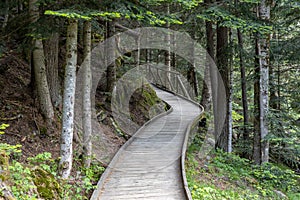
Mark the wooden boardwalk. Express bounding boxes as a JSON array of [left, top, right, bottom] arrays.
[[91, 86, 201, 200]]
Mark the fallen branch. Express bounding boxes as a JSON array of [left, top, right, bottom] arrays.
[[0, 114, 22, 121]]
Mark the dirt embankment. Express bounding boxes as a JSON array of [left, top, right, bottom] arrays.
[[0, 52, 166, 167]]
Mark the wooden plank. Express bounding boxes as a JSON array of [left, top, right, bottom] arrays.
[[91, 86, 201, 200]]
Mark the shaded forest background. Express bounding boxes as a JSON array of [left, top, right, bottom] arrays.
[[0, 0, 299, 199]]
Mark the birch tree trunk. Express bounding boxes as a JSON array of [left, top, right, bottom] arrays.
[[82, 20, 92, 168], [59, 19, 78, 178], [227, 30, 234, 153], [29, 0, 54, 123], [253, 0, 270, 164], [164, 3, 171, 89]]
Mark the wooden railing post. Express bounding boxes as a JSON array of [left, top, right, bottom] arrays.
[[147, 65, 194, 100], [177, 76, 191, 100]]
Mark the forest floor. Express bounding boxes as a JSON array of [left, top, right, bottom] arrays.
[[0, 51, 63, 161], [0, 51, 166, 199], [186, 131, 300, 200], [0, 51, 126, 165], [1, 52, 299, 200]]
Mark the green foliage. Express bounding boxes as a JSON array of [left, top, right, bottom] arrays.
[[239, 0, 260, 3], [106, 0, 183, 25], [0, 147, 105, 200], [0, 143, 22, 157], [0, 124, 22, 158], [60, 161, 105, 200], [211, 150, 251, 181], [9, 161, 39, 200], [191, 184, 260, 200], [141, 0, 202, 9], [232, 110, 244, 121], [197, 6, 272, 34], [187, 146, 300, 200], [0, 123, 9, 135], [251, 163, 300, 193], [32, 167, 61, 200], [45, 9, 121, 20], [44, 1, 183, 25], [27, 152, 58, 176]]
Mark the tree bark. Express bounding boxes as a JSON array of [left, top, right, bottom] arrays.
[[17, 0, 23, 13], [82, 20, 92, 168], [227, 29, 234, 153], [215, 23, 229, 152], [44, 32, 61, 108], [171, 33, 176, 68], [2, 0, 9, 29], [59, 19, 78, 178], [106, 21, 116, 94], [188, 20, 199, 98], [29, 0, 54, 123], [136, 35, 141, 67], [201, 0, 213, 111], [237, 29, 250, 142], [253, 0, 270, 164], [269, 33, 279, 111], [164, 3, 171, 88], [253, 38, 261, 164]]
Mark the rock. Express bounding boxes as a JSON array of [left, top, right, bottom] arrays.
[[0, 181, 16, 200], [274, 190, 287, 199], [31, 167, 61, 200], [207, 138, 215, 147], [0, 151, 10, 181]]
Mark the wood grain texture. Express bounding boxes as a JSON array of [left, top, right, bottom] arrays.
[[91, 86, 201, 200]]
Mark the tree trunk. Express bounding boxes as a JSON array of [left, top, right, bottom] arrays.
[[29, 0, 54, 123], [44, 32, 61, 108], [227, 29, 234, 153], [2, 0, 9, 29], [146, 49, 152, 63], [171, 33, 176, 68], [201, 0, 213, 111], [188, 21, 199, 98], [253, 0, 270, 164], [237, 29, 250, 142], [136, 35, 141, 67], [82, 20, 92, 168], [253, 38, 261, 164], [59, 19, 78, 178], [268, 68, 279, 110], [106, 21, 116, 94], [277, 59, 281, 110], [215, 23, 229, 152], [164, 4, 171, 88], [17, 0, 23, 13], [269, 33, 279, 111]]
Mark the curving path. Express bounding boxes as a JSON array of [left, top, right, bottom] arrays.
[[91, 86, 202, 200]]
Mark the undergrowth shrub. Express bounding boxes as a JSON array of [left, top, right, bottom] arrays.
[[0, 124, 105, 200], [187, 148, 300, 200]]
